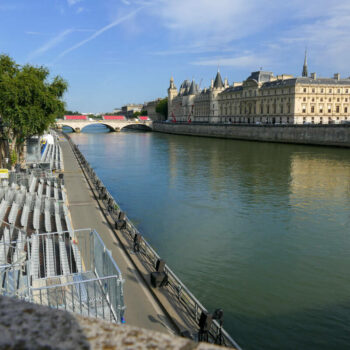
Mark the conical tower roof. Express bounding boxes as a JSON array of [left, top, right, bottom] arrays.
[[302, 49, 308, 77], [213, 69, 224, 88], [188, 80, 196, 95]]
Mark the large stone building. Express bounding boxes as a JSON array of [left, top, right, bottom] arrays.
[[167, 55, 350, 125]]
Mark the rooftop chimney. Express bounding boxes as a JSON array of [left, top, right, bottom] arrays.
[[334, 73, 340, 80], [310, 72, 317, 80]]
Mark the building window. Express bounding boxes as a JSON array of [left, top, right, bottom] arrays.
[[337, 98, 340, 102], [311, 106, 315, 113], [312, 88, 315, 93], [303, 97, 306, 102], [302, 106, 306, 113], [319, 106, 323, 113], [321, 88, 324, 93], [346, 89, 349, 93], [329, 89, 332, 93], [329, 98, 332, 102], [346, 98, 348, 102], [338, 89, 340, 93], [345, 107, 348, 113], [336, 106, 340, 113], [320, 98, 323, 102], [328, 105, 332, 113], [312, 98, 315, 102], [303, 88, 307, 93]]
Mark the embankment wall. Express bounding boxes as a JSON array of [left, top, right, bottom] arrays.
[[153, 122, 350, 147]]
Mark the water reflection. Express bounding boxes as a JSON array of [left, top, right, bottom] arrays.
[[70, 130, 350, 350]]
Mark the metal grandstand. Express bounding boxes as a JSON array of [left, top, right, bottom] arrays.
[[0, 165, 125, 323]]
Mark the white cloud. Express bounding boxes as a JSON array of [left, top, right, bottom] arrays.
[[143, 0, 350, 73], [67, 0, 83, 6], [28, 29, 74, 59], [193, 54, 270, 69], [55, 7, 144, 61]]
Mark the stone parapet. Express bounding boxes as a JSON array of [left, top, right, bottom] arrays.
[[0, 295, 228, 350], [153, 122, 350, 148]]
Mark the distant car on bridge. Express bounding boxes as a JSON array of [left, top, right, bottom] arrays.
[[138, 116, 150, 121], [64, 115, 88, 120], [102, 115, 126, 120]]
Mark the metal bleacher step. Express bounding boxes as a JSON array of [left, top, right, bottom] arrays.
[[71, 243, 82, 273], [0, 227, 11, 265], [30, 235, 40, 279], [44, 211, 52, 233], [59, 239, 70, 275], [8, 202, 19, 225], [45, 237, 56, 277], [21, 205, 30, 228]]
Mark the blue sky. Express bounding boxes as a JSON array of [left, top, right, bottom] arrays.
[[1, 0, 350, 113]]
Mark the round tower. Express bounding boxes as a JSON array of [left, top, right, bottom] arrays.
[[168, 76, 178, 120]]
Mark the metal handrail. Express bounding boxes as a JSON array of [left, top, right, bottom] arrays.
[[63, 131, 241, 349]]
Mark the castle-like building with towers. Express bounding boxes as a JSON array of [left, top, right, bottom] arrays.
[[167, 53, 350, 125]]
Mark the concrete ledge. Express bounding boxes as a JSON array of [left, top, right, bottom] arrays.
[[0, 295, 227, 349], [153, 122, 350, 147]]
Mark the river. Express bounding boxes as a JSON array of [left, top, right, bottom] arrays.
[[67, 125, 350, 350]]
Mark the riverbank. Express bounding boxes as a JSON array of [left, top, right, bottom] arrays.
[[153, 122, 350, 147], [60, 131, 240, 349], [58, 133, 175, 334]]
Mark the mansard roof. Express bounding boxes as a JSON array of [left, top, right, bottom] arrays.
[[295, 77, 350, 85], [222, 85, 243, 93], [246, 71, 274, 83], [262, 76, 350, 88], [213, 70, 224, 88]]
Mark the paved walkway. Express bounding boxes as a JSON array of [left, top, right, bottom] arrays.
[[59, 136, 175, 334]]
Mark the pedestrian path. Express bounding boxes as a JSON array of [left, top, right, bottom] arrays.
[[59, 136, 175, 334]]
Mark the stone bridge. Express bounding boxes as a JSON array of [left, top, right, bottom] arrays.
[[56, 119, 153, 132]]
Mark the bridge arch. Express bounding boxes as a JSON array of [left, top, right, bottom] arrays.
[[80, 123, 115, 132], [60, 124, 76, 132], [120, 123, 152, 131]]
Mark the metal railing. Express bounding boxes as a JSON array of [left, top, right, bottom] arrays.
[[63, 131, 241, 349], [0, 221, 125, 324]]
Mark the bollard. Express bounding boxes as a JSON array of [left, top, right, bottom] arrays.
[[99, 186, 107, 200], [133, 233, 142, 252], [115, 219, 126, 230], [114, 207, 120, 218]]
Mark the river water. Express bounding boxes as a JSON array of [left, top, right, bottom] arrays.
[[67, 125, 350, 350]]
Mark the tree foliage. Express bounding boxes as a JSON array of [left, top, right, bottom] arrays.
[[155, 97, 168, 118], [0, 54, 67, 164], [140, 110, 148, 116]]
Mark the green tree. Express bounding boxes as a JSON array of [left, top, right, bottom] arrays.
[[133, 111, 141, 118], [0, 54, 67, 167], [155, 98, 168, 118], [140, 110, 148, 116]]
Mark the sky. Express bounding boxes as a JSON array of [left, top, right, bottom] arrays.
[[1, 0, 350, 113]]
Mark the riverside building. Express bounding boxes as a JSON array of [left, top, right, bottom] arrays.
[[167, 54, 350, 125]]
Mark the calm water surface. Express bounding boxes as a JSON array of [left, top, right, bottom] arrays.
[[68, 125, 350, 350]]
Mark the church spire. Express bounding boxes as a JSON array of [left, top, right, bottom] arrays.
[[302, 49, 308, 77]]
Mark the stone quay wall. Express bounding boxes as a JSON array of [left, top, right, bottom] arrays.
[[153, 122, 350, 148]]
